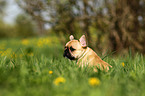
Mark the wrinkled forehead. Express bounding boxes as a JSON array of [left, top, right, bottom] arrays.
[[65, 40, 81, 48]]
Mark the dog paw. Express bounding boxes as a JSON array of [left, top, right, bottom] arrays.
[[103, 63, 112, 71]]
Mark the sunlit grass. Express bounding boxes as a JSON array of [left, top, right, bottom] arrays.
[[0, 37, 145, 96]]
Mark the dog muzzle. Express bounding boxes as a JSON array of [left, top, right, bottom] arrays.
[[63, 48, 75, 60]]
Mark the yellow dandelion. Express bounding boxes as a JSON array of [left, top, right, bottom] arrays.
[[1, 48, 12, 56], [37, 40, 43, 47], [53, 77, 66, 86], [22, 39, 29, 45], [1, 52, 5, 56], [0, 51, 3, 54], [45, 38, 51, 45], [89, 77, 100, 86], [121, 62, 125, 67], [49, 71, 53, 74]]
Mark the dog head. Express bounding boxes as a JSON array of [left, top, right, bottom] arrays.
[[63, 35, 87, 60]]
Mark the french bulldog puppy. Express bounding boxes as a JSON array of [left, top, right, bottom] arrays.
[[63, 35, 112, 71]]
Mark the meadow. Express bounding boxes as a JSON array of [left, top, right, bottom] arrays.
[[0, 37, 145, 96]]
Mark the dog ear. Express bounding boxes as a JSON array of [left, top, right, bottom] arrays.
[[69, 35, 74, 41], [79, 35, 87, 47]]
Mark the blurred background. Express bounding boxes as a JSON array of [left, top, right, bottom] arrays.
[[0, 0, 145, 55]]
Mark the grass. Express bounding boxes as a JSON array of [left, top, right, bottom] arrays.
[[0, 37, 145, 96]]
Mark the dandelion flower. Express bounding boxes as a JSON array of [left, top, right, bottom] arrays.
[[0, 51, 3, 54], [53, 77, 66, 86], [1, 48, 12, 56], [37, 40, 43, 47], [49, 71, 53, 74], [121, 62, 125, 67], [22, 39, 29, 45], [89, 77, 100, 86]]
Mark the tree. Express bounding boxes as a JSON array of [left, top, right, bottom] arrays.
[[95, 0, 145, 53], [15, 14, 36, 37], [16, 0, 47, 35], [15, 0, 145, 54], [0, 0, 6, 17]]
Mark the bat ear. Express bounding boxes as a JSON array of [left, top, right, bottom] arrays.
[[79, 35, 87, 47], [69, 35, 74, 41]]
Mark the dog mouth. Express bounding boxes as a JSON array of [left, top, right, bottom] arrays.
[[63, 48, 75, 60]]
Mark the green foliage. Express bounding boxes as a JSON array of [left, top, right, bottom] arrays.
[[0, 0, 6, 16], [15, 14, 36, 37], [0, 20, 16, 38], [1, 0, 144, 54], [0, 14, 37, 38], [0, 38, 145, 96]]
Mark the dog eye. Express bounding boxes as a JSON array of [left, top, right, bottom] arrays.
[[70, 46, 75, 51]]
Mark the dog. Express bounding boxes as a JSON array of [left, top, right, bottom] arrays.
[[63, 35, 112, 71]]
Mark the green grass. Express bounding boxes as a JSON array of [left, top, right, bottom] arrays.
[[0, 38, 145, 96]]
